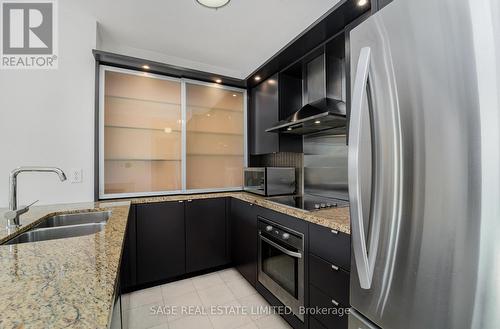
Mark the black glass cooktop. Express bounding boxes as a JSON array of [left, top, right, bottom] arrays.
[[266, 194, 349, 211]]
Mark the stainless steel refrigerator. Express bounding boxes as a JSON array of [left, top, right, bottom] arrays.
[[348, 0, 500, 328]]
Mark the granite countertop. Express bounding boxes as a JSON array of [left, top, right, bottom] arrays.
[[0, 191, 348, 328], [0, 200, 130, 329], [127, 191, 351, 234]]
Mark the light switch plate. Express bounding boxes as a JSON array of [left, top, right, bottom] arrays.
[[69, 168, 83, 183]]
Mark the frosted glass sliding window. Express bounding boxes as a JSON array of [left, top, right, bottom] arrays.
[[100, 66, 247, 198], [103, 70, 182, 194], [186, 83, 245, 190]]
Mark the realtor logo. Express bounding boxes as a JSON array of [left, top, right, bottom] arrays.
[[1, 0, 58, 69]]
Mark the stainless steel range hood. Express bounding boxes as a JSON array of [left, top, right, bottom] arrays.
[[266, 52, 347, 135], [266, 97, 346, 135]]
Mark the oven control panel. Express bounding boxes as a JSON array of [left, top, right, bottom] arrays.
[[258, 218, 303, 250]]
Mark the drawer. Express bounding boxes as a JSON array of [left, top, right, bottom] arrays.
[[309, 254, 350, 305], [309, 285, 349, 329], [309, 223, 350, 270]]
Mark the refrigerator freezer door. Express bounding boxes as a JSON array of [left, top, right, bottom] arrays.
[[348, 0, 496, 328]]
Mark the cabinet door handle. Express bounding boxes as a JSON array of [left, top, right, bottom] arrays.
[[331, 299, 339, 306], [331, 264, 339, 271], [331, 229, 339, 234]]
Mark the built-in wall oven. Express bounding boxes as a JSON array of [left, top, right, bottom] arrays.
[[258, 217, 304, 322]]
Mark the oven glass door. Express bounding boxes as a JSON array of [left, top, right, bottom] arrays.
[[260, 235, 299, 298]]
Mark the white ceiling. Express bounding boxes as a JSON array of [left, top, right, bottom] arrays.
[[91, 0, 341, 79]]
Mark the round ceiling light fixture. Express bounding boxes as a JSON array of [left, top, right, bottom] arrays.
[[196, 0, 231, 9]]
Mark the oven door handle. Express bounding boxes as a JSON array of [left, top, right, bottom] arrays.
[[260, 235, 302, 259]]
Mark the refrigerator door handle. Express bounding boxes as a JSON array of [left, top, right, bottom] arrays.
[[349, 46, 376, 290]]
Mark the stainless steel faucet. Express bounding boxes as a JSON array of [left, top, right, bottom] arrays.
[[4, 167, 67, 227]]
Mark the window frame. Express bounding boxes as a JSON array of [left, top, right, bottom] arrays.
[[98, 65, 248, 199]]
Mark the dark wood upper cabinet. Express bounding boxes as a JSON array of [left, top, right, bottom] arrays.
[[304, 53, 326, 103], [326, 32, 346, 102], [249, 74, 280, 155], [278, 66, 304, 153], [185, 198, 229, 272], [245, 0, 370, 90], [279, 63, 303, 120], [249, 73, 303, 155], [136, 201, 186, 285], [230, 198, 259, 286]]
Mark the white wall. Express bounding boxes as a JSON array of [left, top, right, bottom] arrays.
[[0, 0, 97, 207]]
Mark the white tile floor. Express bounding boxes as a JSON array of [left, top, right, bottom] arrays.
[[121, 268, 292, 329]]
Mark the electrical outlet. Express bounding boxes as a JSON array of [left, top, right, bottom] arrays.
[[69, 168, 83, 183]]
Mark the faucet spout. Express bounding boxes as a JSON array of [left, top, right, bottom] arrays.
[[53, 168, 67, 182], [7, 166, 67, 227]]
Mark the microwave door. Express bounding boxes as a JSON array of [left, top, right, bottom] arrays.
[[244, 169, 266, 195]]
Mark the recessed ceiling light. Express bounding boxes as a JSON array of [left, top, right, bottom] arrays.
[[254, 76, 261, 81], [196, 0, 230, 9], [287, 127, 293, 131], [314, 120, 321, 124], [232, 94, 237, 97], [142, 65, 150, 70], [215, 79, 222, 83], [357, 0, 368, 7]]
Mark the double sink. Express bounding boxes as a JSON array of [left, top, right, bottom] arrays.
[[4, 211, 111, 245]]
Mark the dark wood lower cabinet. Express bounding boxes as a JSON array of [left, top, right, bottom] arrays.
[[308, 222, 351, 329], [123, 198, 229, 288], [309, 223, 351, 271], [110, 281, 122, 329], [309, 254, 350, 306], [118, 196, 352, 329], [309, 285, 349, 329], [230, 198, 258, 286], [309, 316, 328, 329], [186, 198, 229, 272], [120, 205, 136, 293], [136, 201, 186, 285]]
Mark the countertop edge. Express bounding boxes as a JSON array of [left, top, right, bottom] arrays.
[[115, 192, 351, 235]]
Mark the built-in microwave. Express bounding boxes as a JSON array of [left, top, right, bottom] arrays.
[[243, 167, 296, 196]]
